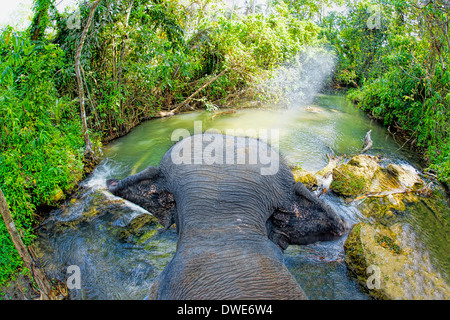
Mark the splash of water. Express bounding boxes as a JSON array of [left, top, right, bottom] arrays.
[[82, 159, 151, 218], [260, 47, 336, 108]]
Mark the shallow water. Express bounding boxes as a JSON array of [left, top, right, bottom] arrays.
[[37, 94, 449, 299], [103, 95, 419, 176]]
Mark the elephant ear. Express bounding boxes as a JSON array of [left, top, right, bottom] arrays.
[[267, 181, 348, 249], [107, 166, 177, 232]]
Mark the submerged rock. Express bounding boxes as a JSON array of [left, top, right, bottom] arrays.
[[369, 166, 403, 193], [387, 164, 424, 190], [118, 213, 159, 241], [305, 105, 324, 113], [292, 170, 318, 190], [344, 222, 450, 300]]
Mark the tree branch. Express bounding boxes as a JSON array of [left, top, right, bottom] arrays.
[[171, 68, 228, 114], [75, 0, 102, 158], [117, 0, 134, 88]]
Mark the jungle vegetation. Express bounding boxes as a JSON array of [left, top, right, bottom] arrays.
[[0, 0, 449, 293]]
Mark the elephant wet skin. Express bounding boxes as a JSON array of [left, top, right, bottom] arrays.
[[107, 133, 348, 299]]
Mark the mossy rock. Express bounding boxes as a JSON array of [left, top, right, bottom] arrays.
[[330, 155, 379, 197], [305, 105, 324, 113], [347, 155, 379, 173], [292, 170, 318, 190], [118, 213, 159, 241], [50, 187, 64, 202], [54, 191, 140, 229], [369, 167, 402, 192], [358, 195, 407, 226], [330, 156, 423, 201], [344, 222, 393, 300], [344, 222, 450, 299], [387, 164, 424, 190], [330, 165, 369, 196]]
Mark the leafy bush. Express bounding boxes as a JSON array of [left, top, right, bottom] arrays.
[[0, 28, 85, 285], [347, 38, 450, 183], [341, 0, 450, 184]]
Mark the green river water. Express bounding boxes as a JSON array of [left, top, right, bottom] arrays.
[[37, 94, 449, 300]]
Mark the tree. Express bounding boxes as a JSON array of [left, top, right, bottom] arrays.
[[75, 0, 102, 159], [117, 0, 135, 89], [29, 0, 51, 41]]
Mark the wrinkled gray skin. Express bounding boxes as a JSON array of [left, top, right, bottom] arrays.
[[107, 133, 348, 299]]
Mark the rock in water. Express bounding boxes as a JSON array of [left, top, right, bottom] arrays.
[[344, 222, 450, 300], [330, 155, 379, 197], [387, 164, 424, 190]]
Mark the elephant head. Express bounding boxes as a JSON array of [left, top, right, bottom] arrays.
[[267, 181, 348, 249], [107, 133, 348, 299], [107, 166, 177, 232]]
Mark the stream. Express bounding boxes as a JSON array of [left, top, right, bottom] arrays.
[[37, 94, 449, 300]]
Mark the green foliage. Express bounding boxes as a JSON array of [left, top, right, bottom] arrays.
[[343, 0, 450, 184], [321, 0, 388, 88], [0, 28, 85, 285]]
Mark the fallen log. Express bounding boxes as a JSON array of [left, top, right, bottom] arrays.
[[352, 184, 432, 202], [171, 69, 228, 114], [210, 110, 236, 120], [316, 154, 344, 178]]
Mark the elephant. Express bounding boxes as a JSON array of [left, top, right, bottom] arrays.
[[107, 133, 348, 299]]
